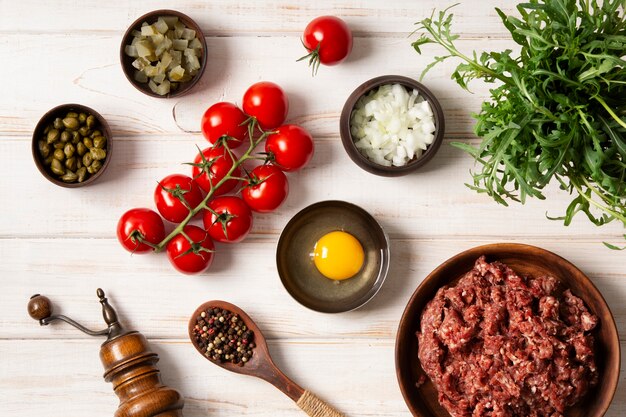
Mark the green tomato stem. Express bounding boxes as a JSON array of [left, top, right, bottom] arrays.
[[153, 130, 267, 253]]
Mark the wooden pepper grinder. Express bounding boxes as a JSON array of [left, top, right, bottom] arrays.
[[28, 289, 184, 417]]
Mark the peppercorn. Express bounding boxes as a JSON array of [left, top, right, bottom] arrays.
[[193, 307, 255, 366]]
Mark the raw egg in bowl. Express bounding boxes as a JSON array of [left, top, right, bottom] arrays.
[[276, 200, 390, 313]]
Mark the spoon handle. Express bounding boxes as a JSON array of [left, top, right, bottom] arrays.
[[296, 390, 346, 417]]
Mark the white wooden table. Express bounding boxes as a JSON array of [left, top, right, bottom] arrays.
[[1, 1, 624, 415]]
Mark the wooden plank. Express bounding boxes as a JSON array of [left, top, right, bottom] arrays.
[[0, 34, 512, 139], [5, 238, 625, 340], [0, 0, 520, 37], [3, 135, 624, 239], [1, 339, 624, 416]]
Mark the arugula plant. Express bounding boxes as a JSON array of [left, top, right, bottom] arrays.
[[413, 0, 626, 248]]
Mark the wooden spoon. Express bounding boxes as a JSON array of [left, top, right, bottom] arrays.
[[188, 300, 346, 417]]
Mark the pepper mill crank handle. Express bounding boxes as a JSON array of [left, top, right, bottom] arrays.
[[39, 314, 111, 336]]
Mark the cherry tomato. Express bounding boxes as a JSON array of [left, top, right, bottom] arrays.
[[154, 174, 203, 223], [117, 208, 165, 254], [265, 124, 314, 172], [191, 146, 240, 195], [203, 196, 253, 243], [242, 82, 289, 130], [301, 16, 353, 73], [166, 225, 215, 274], [200, 102, 248, 149], [242, 165, 289, 213]]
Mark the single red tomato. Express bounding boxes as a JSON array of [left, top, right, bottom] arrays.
[[117, 208, 165, 253], [191, 146, 240, 195], [166, 225, 215, 274], [300, 16, 353, 74], [200, 102, 248, 149], [242, 165, 289, 213], [265, 124, 314, 172], [154, 174, 203, 223], [242, 82, 289, 131], [203, 196, 253, 243]]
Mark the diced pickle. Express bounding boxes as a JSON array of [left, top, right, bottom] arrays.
[[161, 16, 179, 28], [135, 40, 155, 58], [141, 24, 158, 36], [154, 18, 169, 34], [144, 65, 159, 77], [151, 33, 165, 46], [189, 38, 202, 50], [134, 70, 148, 83], [148, 80, 158, 93], [172, 39, 188, 51], [125, 45, 138, 58], [182, 28, 196, 40], [155, 79, 171, 96], [131, 29, 143, 37], [153, 73, 166, 84], [174, 21, 185, 38], [168, 65, 185, 81], [132, 57, 150, 70]]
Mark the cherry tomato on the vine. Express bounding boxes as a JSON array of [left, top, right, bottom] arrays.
[[242, 82, 289, 131], [242, 165, 289, 213], [200, 102, 248, 149], [166, 225, 215, 274], [300, 16, 353, 74], [265, 124, 314, 172], [117, 208, 165, 254], [191, 146, 240, 195], [154, 174, 203, 223], [203, 196, 253, 243]]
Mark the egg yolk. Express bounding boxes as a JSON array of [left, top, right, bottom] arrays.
[[312, 231, 365, 280]]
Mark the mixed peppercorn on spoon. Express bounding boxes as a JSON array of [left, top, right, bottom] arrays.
[[188, 300, 346, 417]]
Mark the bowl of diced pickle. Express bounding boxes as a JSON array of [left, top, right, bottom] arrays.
[[120, 10, 207, 98]]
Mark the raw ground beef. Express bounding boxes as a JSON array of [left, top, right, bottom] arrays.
[[417, 256, 599, 417]]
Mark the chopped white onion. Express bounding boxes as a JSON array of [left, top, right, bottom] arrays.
[[350, 83, 436, 167]]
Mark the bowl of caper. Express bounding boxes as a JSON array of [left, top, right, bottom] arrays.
[[32, 103, 112, 187]]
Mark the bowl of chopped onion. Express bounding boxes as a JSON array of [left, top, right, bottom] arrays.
[[340, 75, 445, 176], [120, 10, 207, 98]]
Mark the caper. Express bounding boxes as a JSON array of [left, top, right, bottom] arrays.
[[64, 143, 75, 158], [76, 167, 87, 183], [50, 158, 65, 176], [53, 118, 63, 130], [93, 136, 106, 149], [90, 147, 106, 161], [43, 125, 51, 134], [65, 156, 77, 171], [83, 152, 93, 167], [87, 160, 102, 174], [72, 131, 81, 144], [78, 126, 90, 136], [78, 113, 87, 124], [86, 115, 96, 128], [66, 112, 78, 118], [77, 142, 87, 156], [53, 148, 65, 161], [83, 137, 93, 149], [46, 128, 60, 144], [38, 140, 50, 158], [90, 130, 102, 139], [43, 155, 54, 166], [60, 131, 71, 143], [62, 117, 80, 130], [77, 159, 83, 169], [61, 170, 78, 183], [54, 142, 65, 150]]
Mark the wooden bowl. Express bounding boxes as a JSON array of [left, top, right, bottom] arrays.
[[339, 75, 445, 177], [31, 103, 112, 188], [395, 243, 620, 417], [276, 200, 390, 313], [120, 9, 207, 98]]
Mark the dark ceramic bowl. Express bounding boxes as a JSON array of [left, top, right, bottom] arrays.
[[395, 243, 620, 417], [32, 103, 112, 188], [276, 200, 390, 313], [340, 75, 445, 177], [120, 9, 207, 98]]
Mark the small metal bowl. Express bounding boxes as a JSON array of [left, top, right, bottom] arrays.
[[120, 9, 207, 98], [276, 200, 390, 313], [340, 75, 445, 177], [32, 103, 112, 188]]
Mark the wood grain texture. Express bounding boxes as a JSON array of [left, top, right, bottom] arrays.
[[1, 1, 624, 416]]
